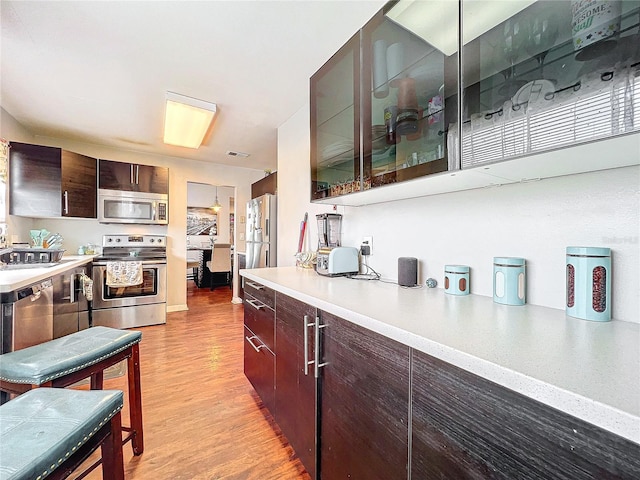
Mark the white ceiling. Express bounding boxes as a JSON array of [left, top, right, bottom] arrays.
[[1, 0, 385, 172]]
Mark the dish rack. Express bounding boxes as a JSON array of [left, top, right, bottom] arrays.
[[0, 248, 66, 269]]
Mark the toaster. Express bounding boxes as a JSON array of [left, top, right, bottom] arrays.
[[316, 246, 359, 277]]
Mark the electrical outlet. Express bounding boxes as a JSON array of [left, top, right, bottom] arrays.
[[361, 236, 373, 256]]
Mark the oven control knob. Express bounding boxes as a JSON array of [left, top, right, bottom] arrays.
[[116, 238, 121, 243], [107, 238, 112, 242], [150, 238, 155, 243]]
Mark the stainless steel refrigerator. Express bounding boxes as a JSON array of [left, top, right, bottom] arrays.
[[246, 194, 277, 269]]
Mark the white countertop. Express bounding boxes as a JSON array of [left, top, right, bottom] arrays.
[[241, 266, 640, 445], [0, 256, 95, 292]]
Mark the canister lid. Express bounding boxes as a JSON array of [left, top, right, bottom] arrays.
[[566, 246, 611, 257], [445, 265, 469, 273], [493, 257, 525, 266]]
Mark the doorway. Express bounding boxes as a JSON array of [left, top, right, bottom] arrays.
[[186, 182, 235, 299]]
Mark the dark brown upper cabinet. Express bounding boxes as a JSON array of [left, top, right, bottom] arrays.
[[98, 159, 168, 194], [251, 171, 277, 199], [9, 142, 97, 219]]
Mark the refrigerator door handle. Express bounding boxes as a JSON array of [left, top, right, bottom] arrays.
[[265, 218, 269, 238]]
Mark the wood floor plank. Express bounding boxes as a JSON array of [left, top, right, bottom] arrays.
[[71, 282, 310, 480]]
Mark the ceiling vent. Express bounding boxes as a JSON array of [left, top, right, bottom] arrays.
[[226, 150, 250, 158]]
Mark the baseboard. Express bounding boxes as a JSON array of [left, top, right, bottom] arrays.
[[231, 297, 243, 304], [167, 304, 188, 312]]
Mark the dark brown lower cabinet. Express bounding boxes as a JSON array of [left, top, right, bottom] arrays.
[[274, 294, 318, 479], [244, 283, 640, 480], [411, 350, 640, 479], [320, 311, 410, 480], [243, 325, 275, 413]]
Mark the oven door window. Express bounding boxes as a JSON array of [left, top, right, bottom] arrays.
[[103, 268, 157, 298], [103, 199, 153, 221]]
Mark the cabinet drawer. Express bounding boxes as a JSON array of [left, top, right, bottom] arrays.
[[244, 325, 275, 413], [244, 294, 275, 352], [243, 280, 275, 310]]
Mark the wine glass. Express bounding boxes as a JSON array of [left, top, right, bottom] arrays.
[[525, 13, 559, 78], [498, 16, 529, 97]]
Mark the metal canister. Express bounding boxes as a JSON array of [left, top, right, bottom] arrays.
[[566, 247, 611, 321], [444, 265, 469, 296], [493, 257, 526, 305]]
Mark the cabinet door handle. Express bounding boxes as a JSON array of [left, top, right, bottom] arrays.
[[245, 298, 265, 310], [69, 273, 76, 303], [135, 164, 139, 184], [245, 335, 264, 353], [63, 190, 69, 215], [303, 314, 316, 376], [246, 281, 264, 290], [314, 316, 328, 378], [130, 164, 134, 184]]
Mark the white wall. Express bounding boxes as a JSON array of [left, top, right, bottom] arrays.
[[277, 103, 640, 324], [1, 107, 264, 311]]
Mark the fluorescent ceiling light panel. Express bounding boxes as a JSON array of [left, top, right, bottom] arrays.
[[164, 92, 217, 149], [386, 0, 536, 56]]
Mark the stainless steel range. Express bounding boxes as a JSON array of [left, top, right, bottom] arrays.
[[91, 234, 167, 329]]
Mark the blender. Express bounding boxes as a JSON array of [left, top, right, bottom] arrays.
[[317, 213, 342, 250], [315, 214, 359, 276]]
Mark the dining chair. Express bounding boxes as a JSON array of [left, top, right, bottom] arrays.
[[205, 243, 232, 290]]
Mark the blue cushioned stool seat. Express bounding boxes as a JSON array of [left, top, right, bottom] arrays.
[[0, 388, 124, 480], [0, 326, 144, 456], [0, 327, 141, 385]]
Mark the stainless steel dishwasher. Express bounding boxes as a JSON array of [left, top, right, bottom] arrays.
[[1, 278, 54, 354]]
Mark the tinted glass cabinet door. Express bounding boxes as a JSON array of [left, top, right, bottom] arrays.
[[362, 2, 459, 188], [310, 32, 361, 201], [459, 0, 640, 170]]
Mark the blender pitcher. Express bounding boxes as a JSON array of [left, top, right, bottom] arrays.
[[317, 213, 342, 248]]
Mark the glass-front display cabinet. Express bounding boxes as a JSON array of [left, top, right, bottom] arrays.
[[458, 0, 640, 169], [310, 1, 459, 201], [311, 0, 639, 203]]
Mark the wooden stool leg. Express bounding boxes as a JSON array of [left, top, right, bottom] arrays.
[[101, 411, 125, 480], [127, 343, 144, 455], [90, 371, 104, 390]]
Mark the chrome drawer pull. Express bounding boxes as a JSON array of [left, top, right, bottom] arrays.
[[245, 335, 264, 353], [245, 298, 266, 310], [303, 314, 316, 376], [246, 281, 265, 290]]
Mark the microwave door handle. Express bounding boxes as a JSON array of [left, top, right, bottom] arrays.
[[152, 201, 157, 221]]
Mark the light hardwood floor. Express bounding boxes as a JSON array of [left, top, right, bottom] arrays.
[[72, 282, 310, 480]]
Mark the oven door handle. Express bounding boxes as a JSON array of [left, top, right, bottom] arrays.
[[93, 260, 167, 266]]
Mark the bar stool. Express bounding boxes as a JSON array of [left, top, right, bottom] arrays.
[[0, 326, 144, 456], [0, 388, 125, 480]]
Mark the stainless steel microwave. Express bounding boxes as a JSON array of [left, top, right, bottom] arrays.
[[98, 189, 168, 224]]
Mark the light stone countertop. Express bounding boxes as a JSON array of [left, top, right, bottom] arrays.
[[0, 256, 95, 293], [241, 266, 640, 445]]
